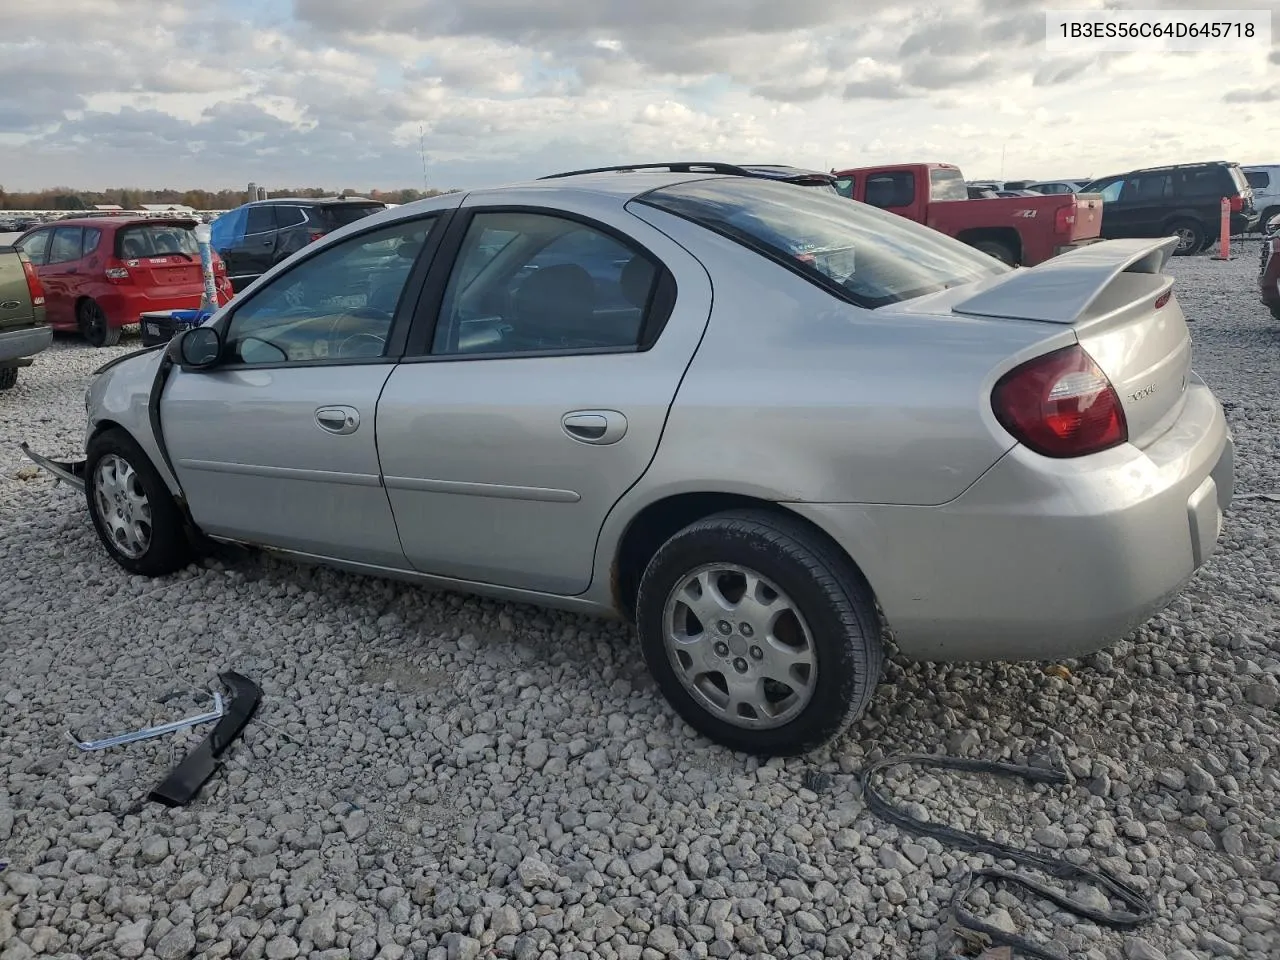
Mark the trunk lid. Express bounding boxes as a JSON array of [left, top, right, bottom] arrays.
[[940, 236, 1192, 448]]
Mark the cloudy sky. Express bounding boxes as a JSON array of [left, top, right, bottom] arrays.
[[0, 0, 1277, 191]]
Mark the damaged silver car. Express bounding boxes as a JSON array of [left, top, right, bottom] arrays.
[[24, 162, 1235, 755]]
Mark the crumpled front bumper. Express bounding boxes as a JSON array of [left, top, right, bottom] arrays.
[[19, 443, 87, 491]]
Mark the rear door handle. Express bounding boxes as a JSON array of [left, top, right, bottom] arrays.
[[562, 410, 627, 445], [315, 405, 360, 435]]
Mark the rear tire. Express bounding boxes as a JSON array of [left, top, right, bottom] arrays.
[[635, 508, 884, 756], [78, 299, 121, 347], [0, 366, 17, 391], [85, 428, 193, 576], [1258, 207, 1279, 234], [971, 239, 1018, 266], [1270, 303, 1280, 323], [1167, 219, 1204, 256]]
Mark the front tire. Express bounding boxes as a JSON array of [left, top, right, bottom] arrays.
[[78, 299, 122, 347], [0, 366, 17, 391], [636, 509, 884, 756], [85, 428, 192, 576]]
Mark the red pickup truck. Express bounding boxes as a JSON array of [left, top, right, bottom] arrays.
[[830, 162, 1103, 266]]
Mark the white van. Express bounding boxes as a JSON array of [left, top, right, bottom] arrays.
[[1244, 165, 1280, 230]]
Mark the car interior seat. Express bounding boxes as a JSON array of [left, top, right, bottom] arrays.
[[511, 262, 598, 347]]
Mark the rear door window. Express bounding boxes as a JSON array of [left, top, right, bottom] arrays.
[[1246, 170, 1270, 190], [245, 206, 276, 236], [863, 172, 916, 209], [1126, 173, 1173, 201], [47, 227, 84, 265]]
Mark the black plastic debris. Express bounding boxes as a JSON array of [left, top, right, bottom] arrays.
[[148, 671, 261, 807]]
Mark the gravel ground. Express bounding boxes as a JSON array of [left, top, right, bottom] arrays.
[[1, 248, 1278, 960]]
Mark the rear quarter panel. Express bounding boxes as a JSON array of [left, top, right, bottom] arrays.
[[929, 195, 1097, 264], [618, 204, 1073, 508]]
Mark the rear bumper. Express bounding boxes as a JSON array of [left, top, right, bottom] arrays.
[[0, 324, 52, 364], [1053, 238, 1104, 257], [97, 290, 206, 330], [1232, 213, 1258, 235], [793, 375, 1233, 661]]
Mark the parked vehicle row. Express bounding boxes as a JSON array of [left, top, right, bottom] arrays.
[[11, 217, 234, 346], [25, 162, 1234, 756]]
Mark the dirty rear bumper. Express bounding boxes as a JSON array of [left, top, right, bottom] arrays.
[[19, 443, 87, 491], [0, 325, 52, 364]]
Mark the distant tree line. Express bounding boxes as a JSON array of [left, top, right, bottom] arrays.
[[0, 185, 459, 210]]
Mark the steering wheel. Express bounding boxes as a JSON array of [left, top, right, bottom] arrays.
[[336, 332, 387, 358]]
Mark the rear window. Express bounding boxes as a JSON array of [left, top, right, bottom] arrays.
[[312, 204, 385, 229], [638, 177, 1007, 309], [929, 168, 968, 202], [116, 224, 198, 259], [1226, 165, 1250, 193]]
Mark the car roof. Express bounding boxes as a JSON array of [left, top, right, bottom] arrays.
[[241, 196, 383, 207], [22, 216, 194, 230]]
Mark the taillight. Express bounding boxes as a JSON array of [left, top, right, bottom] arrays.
[[1229, 195, 1244, 213], [1054, 206, 1076, 233], [992, 344, 1128, 458], [308, 231, 326, 243], [104, 259, 131, 282], [20, 257, 45, 308]]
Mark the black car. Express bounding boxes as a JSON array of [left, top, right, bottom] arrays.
[[1081, 161, 1258, 255], [210, 196, 387, 292]]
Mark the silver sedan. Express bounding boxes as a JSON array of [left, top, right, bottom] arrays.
[[24, 165, 1234, 756]]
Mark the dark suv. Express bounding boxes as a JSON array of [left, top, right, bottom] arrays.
[[211, 196, 387, 292], [1080, 161, 1257, 255]]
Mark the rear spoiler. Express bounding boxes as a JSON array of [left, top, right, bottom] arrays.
[[951, 236, 1180, 325]]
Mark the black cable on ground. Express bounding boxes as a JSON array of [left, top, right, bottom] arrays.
[[859, 754, 1155, 960]]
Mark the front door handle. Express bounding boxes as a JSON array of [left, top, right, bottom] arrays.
[[315, 405, 360, 435], [562, 410, 627, 445]]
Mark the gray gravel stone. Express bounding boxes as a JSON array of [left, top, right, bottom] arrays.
[[0, 255, 1276, 960]]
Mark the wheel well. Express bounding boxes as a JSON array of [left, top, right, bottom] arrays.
[[955, 227, 1021, 259], [1259, 206, 1279, 229], [611, 492, 871, 622]]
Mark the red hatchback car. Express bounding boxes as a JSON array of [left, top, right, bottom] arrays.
[[15, 217, 233, 346]]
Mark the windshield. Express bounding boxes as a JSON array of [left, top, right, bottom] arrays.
[[929, 168, 969, 202], [115, 223, 198, 258], [638, 177, 1007, 308], [313, 204, 385, 229]]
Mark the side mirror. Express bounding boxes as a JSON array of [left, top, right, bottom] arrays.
[[176, 326, 223, 369]]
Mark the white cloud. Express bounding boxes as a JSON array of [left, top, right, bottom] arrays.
[[0, 0, 1276, 189]]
